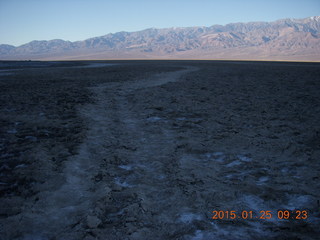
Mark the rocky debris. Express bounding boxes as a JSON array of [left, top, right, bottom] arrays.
[[86, 215, 102, 229]]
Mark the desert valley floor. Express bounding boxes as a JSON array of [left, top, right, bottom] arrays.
[[0, 60, 320, 239]]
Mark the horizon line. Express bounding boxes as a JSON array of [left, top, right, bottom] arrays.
[[1, 59, 319, 63]]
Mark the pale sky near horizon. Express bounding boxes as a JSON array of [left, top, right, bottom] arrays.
[[0, 0, 319, 46]]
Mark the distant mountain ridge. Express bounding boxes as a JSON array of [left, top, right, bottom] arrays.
[[1, 16, 320, 61]]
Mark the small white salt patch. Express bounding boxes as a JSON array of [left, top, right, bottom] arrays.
[[7, 129, 17, 134], [225, 174, 234, 179], [147, 116, 162, 122], [256, 176, 269, 185], [191, 230, 204, 240], [25, 136, 37, 141], [20, 234, 47, 240], [204, 152, 225, 162], [215, 156, 225, 163], [237, 155, 252, 162], [213, 152, 224, 156], [225, 173, 244, 181], [157, 174, 166, 180], [14, 164, 27, 169], [179, 213, 202, 223], [0, 72, 13, 76], [242, 195, 265, 211], [114, 177, 131, 187], [118, 165, 132, 170], [176, 117, 187, 121], [226, 160, 242, 167], [1, 153, 14, 158], [285, 195, 313, 210]]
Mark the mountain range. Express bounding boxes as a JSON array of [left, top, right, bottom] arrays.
[[1, 16, 320, 61]]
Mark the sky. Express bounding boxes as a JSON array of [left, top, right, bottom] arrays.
[[0, 0, 319, 46]]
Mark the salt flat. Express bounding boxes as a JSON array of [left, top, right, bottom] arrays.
[[0, 60, 319, 239]]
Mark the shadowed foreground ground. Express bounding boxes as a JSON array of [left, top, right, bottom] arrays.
[[0, 60, 320, 239]]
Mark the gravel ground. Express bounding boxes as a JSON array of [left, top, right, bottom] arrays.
[[0, 60, 320, 239]]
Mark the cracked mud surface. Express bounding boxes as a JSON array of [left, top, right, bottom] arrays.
[[0, 60, 320, 239]]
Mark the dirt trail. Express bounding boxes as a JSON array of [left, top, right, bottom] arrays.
[[90, 67, 201, 239], [83, 66, 201, 237], [4, 66, 198, 239]]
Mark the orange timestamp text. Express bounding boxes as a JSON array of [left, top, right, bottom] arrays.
[[211, 210, 308, 220]]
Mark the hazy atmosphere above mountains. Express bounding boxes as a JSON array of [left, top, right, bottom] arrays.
[[0, 0, 320, 61]]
